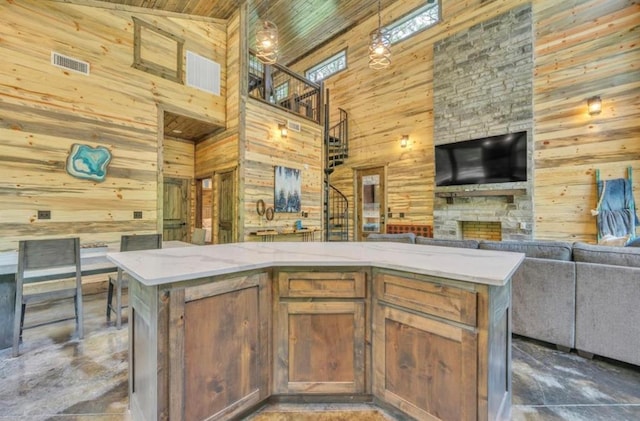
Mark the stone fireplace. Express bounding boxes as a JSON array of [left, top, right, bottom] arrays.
[[433, 188, 532, 241], [432, 4, 534, 241]]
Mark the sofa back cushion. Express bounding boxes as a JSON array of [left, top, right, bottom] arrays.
[[366, 232, 416, 244], [479, 240, 573, 261], [573, 242, 640, 268], [415, 237, 479, 249]]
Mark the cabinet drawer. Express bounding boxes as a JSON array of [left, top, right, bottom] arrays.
[[375, 273, 476, 326], [278, 271, 366, 298]]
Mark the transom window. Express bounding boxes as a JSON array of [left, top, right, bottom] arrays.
[[386, 1, 440, 44], [305, 49, 347, 83]]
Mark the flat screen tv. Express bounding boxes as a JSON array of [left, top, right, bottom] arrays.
[[435, 131, 527, 187]]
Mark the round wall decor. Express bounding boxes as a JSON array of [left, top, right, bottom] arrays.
[[256, 199, 266, 216]]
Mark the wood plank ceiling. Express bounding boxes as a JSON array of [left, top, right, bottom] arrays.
[[97, 0, 400, 65]]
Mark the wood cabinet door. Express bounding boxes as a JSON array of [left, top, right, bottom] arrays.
[[274, 300, 366, 394], [373, 302, 478, 421], [167, 273, 271, 421]]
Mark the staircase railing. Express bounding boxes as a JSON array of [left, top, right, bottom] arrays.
[[323, 100, 349, 241], [248, 50, 321, 124], [328, 184, 349, 241], [327, 108, 348, 169]]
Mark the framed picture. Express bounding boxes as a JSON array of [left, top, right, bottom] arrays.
[[274, 166, 301, 213]]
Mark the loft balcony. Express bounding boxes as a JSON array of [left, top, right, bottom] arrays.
[[248, 50, 322, 124]]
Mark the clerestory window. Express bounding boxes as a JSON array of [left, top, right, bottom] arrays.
[[386, 1, 440, 45], [305, 49, 347, 83]]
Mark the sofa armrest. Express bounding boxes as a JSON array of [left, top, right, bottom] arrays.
[[575, 262, 640, 366], [512, 257, 576, 349]]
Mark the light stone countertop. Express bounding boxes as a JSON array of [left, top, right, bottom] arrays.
[[0, 240, 192, 277], [106, 241, 525, 287]]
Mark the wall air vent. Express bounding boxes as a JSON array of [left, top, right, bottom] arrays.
[[287, 120, 302, 132], [51, 52, 90, 75], [186, 51, 220, 96]]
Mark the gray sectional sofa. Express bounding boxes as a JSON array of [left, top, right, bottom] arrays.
[[369, 234, 640, 366], [572, 242, 640, 366]]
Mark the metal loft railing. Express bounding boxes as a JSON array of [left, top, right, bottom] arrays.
[[248, 50, 322, 124]]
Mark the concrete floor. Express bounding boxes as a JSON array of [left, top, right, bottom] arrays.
[[0, 292, 638, 420]]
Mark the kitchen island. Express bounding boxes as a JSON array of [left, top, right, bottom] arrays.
[[107, 241, 524, 421]]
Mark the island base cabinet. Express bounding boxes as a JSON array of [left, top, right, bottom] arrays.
[[129, 272, 271, 421], [373, 304, 478, 421], [274, 300, 366, 394], [373, 270, 511, 421], [274, 270, 368, 395]]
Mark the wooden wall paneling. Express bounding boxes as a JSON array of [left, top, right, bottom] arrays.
[[194, 132, 239, 179], [533, 0, 640, 241], [0, 0, 226, 251], [163, 137, 195, 179], [243, 101, 323, 240], [227, 10, 241, 130]]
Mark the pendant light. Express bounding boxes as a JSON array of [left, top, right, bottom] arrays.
[[369, 0, 391, 70], [256, 0, 279, 64]]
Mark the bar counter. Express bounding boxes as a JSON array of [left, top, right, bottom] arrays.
[[107, 242, 524, 421]]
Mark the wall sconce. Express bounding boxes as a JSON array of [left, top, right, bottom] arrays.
[[587, 96, 602, 116], [400, 135, 409, 148], [278, 122, 288, 138]]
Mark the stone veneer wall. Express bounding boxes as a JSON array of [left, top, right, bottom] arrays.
[[432, 4, 534, 241]]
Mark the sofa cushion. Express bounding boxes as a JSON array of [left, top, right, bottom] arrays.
[[366, 233, 416, 244], [479, 240, 573, 261], [572, 242, 640, 268], [415, 237, 479, 249]]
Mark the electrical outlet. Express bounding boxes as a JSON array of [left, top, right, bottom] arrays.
[[399, 212, 405, 218], [133, 211, 143, 219], [388, 212, 392, 218], [520, 222, 527, 229], [37, 210, 51, 220]]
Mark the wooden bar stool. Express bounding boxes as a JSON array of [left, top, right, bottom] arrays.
[[13, 237, 83, 357], [107, 234, 161, 329]]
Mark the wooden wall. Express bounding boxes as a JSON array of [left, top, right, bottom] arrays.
[[242, 101, 323, 240], [532, 0, 640, 241], [291, 0, 639, 243], [0, 0, 226, 251]]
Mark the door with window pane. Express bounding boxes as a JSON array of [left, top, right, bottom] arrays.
[[357, 167, 385, 241]]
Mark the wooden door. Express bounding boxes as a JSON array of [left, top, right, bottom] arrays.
[[217, 170, 235, 244], [195, 178, 212, 244], [357, 167, 385, 241], [163, 177, 189, 241]]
